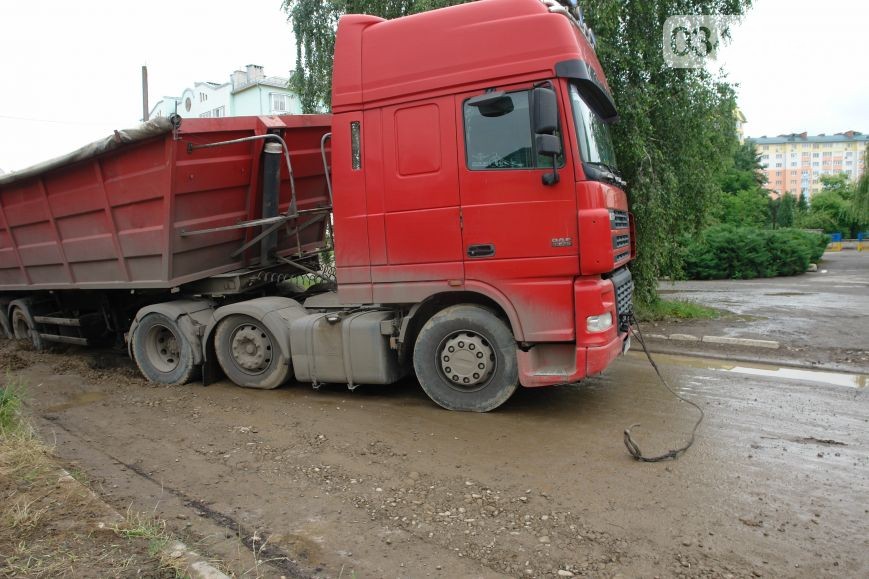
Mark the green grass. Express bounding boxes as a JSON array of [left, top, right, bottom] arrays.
[[0, 382, 24, 433], [634, 298, 719, 322]]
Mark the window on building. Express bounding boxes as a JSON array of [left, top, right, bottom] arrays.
[[213, 106, 225, 118], [199, 111, 212, 118], [270, 93, 291, 113], [200, 92, 207, 102], [762, 145, 769, 150]]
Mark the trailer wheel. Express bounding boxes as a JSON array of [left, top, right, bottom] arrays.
[[11, 306, 44, 351], [413, 304, 518, 412], [214, 315, 291, 389], [132, 313, 196, 386], [0, 305, 12, 339]]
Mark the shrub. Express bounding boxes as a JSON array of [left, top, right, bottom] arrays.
[[682, 226, 827, 280]]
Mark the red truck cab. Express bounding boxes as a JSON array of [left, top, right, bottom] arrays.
[[329, 0, 634, 391]]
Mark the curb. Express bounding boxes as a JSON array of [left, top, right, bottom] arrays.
[[58, 467, 230, 579], [647, 333, 780, 350]]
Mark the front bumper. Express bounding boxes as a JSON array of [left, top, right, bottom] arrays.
[[516, 267, 633, 388], [517, 331, 629, 387]]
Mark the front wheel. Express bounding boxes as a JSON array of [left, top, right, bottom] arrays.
[[413, 305, 518, 412]]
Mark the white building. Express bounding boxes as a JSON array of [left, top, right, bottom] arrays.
[[148, 65, 301, 120]]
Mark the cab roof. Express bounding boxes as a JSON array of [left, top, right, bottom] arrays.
[[332, 0, 608, 112]]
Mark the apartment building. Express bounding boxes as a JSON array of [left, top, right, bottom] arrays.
[[147, 65, 301, 121], [750, 131, 868, 197]]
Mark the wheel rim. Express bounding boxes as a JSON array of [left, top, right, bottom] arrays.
[[437, 330, 496, 392], [227, 323, 274, 375], [144, 324, 181, 373]]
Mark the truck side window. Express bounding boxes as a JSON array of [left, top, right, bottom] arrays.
[[463, 90, 562, 171]]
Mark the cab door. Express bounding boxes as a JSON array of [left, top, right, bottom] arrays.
[[456, 83, 579, 341], [372, 96, 464, 289]]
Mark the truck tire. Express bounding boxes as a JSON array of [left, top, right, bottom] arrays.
[[0, 305, 12, 339], [11, 306, 44, 351], [214, 314, 291, 389], [131, 313, 197, 386], [413, 304, 518, 412]]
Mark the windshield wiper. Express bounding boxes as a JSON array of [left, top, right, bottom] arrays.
[[583, 161, 626, 188]]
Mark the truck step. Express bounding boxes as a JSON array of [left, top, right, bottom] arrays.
[[38, 333, 89, 346], [33, 315, 82, 327]]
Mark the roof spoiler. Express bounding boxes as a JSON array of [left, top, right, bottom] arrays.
[[555, 59, 619, 124]]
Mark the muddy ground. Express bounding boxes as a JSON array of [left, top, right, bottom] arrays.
[[1, 338, 866, 578], [650, 251, 869, 372]]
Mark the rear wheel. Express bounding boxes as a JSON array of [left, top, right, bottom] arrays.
[[0, 305, 12, 339], [214, 315, 291, 389], [413, 304, 518, 412], [11, 306, 44, 351], [132, 313, 196, 385]]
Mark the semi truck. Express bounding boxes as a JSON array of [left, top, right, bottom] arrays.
[[0, 0, 634, 411]]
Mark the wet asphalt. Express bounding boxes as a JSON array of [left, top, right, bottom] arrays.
[[656, 251, 869, 351]]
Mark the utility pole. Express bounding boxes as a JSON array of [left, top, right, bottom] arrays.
[[141, 65, 149, 122]]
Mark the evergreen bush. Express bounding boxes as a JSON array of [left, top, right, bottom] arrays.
[[682, 226, 827, 280]]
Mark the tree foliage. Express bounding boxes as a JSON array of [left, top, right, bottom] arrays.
[[582, 0, 750, 301], [283, 0, 466, 112], [716, 141, 769, 227], [283, 0, 752, 302], [797, 173, 867, 237], [856, 148, 869, 226]]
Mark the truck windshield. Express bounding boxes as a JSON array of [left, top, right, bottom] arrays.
[[569, 83, 619, 175]]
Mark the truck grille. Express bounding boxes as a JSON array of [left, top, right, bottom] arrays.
[[610, 210, 629, 229], [612, 234, 630, 249], [610, 268, 633, 330]]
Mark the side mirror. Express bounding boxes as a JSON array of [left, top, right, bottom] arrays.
[[532, 86, 559, 136], [532, 86, 562, 185], [536, 134, 561, 156], [467, 91, 514, 118]]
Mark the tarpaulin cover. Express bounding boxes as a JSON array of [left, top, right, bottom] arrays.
[[0, 117, 176, 186]]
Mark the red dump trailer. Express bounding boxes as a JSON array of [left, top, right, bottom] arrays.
[[0, 0, 634, 411]]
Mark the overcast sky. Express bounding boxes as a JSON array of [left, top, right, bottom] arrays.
[[1, 0, 867, 172]]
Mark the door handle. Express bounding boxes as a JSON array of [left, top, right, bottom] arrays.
[[467, 244, 495, 258]]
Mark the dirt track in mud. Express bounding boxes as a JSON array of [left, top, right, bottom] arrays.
[[3, 340, 867, 578]]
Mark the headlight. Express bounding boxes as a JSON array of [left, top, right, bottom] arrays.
[[586, 313, 613, 333]]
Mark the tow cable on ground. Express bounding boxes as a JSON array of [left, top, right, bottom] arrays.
[[620, 312, 705, 462]]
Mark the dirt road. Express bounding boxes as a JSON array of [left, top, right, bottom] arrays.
[[4, 341, 867, 578]]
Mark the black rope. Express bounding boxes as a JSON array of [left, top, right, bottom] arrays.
[[622, 312, 705, 462]]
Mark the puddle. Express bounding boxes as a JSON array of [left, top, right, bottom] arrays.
[[627, 352, 867, 389], [725, 366, 866, 388], [43, 391, 107, 413]]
